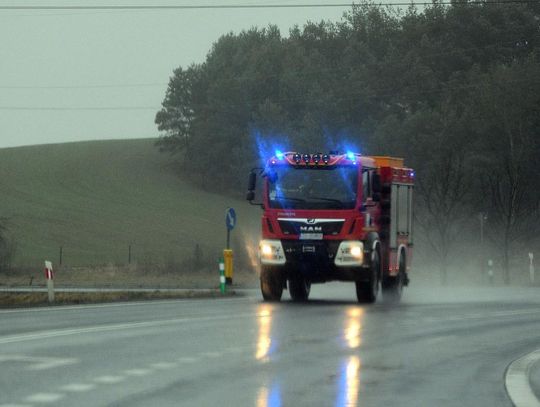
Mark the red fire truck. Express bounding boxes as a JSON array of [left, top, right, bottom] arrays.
[[246, 151, 414, 303]]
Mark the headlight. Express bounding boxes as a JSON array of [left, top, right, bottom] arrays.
[[261, 244, 273, 256], [259, 239, 286, 265], [335, 241, 364, 266], [350, 246, 362, 257]]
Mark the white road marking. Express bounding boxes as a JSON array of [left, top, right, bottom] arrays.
[[225, 346, 244, 354], [419, 309, 540, 325], [201, 352, 222, 358], [25, 393, 64, 403], [505, 349, 540, 407], [124, 368, 152, 376], [0, 355, 78, 370], [94, 375, 125, 384], [150, 362, 177, 370], [0, 296, 252, 315], [0, 312, 256, 345], [0, 404, 33, 407], [423, 335, 458, 346], [178, 356, 198, 363], [59, 383, 95, 392]]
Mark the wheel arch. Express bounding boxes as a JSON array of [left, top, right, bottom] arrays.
[[397, 244, 407, 272], [366, 232, 382, 279]]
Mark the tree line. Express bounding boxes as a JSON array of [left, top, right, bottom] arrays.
[[155, 1, 540, 284]]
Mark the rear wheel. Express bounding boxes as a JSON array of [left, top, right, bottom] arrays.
[[382, 254, 405, 303], [260, 266, 283, 302], [288, 274, 311, 302], [356, 249, 380, 303]]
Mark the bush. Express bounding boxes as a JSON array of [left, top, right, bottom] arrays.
[[0, 220, 16, 273]]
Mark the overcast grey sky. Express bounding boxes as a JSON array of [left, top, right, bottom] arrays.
[[0, 1, 360, 148]]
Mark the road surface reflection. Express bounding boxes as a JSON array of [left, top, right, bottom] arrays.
[[254, 303, 364, 407], [337, 306, 364, 407], [255, 304, 275, 361], [257, 381, 282, 407]]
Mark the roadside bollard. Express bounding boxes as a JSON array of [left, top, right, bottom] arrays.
[[44, 260, 55, 303], [529, 253, 535, 284], [219, 258, 226, 294], [223, 249, 233, 285]]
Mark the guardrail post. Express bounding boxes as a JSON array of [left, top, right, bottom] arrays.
[[487, 259, 494, 286]]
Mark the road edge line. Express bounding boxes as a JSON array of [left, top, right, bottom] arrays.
[[505, 349, 540, 407]]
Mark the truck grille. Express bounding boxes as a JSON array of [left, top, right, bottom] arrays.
[[277, 219, 344, 236]]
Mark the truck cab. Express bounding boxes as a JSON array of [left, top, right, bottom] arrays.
[[247, 151, 414, 303]]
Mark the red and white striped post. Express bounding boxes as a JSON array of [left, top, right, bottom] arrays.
[[44, 260, 55, 303]]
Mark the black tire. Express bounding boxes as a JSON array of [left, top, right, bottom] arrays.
[[260, 266, 283, 302], [356, 249, 380, 303], [288, 274, 311, 302], [382, 254, 405, 303]]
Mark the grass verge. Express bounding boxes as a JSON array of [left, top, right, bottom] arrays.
[[0, 290, 237, 308]]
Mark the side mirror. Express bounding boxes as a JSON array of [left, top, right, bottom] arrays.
[[372, 173, 382, 194], [248, 172, 257, 192], [246, 169, 264, 207]]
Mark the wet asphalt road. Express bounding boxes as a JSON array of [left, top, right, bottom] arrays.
[[1, 284, 540, 407]]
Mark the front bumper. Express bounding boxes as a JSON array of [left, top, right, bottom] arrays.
[[263, 240, 370, 283]]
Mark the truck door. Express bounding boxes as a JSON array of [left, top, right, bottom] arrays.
[[362, 168, 377, 228]]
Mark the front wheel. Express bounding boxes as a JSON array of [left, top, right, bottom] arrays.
[[356, 250, 380, 304], [260, 266, 283, 302], [289, 274, 311, 302]]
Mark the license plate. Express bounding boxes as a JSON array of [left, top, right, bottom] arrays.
[[300, 233, 323, 240]]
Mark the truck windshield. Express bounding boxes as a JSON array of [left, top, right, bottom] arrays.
[[267, 166, 358, 210]]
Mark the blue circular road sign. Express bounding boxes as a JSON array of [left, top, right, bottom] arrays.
[[225, 208, 237, 231]]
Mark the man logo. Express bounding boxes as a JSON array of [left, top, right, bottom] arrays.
[[306, 219, 317, 224], [300, 226, 322, 232]]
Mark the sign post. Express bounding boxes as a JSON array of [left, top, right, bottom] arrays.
[[529, 253, 534, 284], [44, 260, 55, 303], [224, 208, 236, 285]]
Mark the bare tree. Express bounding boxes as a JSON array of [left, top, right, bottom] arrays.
[[475, 60, 540, 283]]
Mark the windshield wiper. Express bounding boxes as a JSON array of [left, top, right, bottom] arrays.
[[308, 196, 346, 205], [273, 196, 306, 203]]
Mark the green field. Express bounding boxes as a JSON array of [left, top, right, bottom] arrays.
[[0, 139, 260, 269]]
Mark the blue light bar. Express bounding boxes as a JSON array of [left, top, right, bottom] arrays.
[[275, 150, 284, 160], [346, 151, 356, 161]]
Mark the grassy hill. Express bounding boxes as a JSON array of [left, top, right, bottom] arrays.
[[0, 139, 260, 270]]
